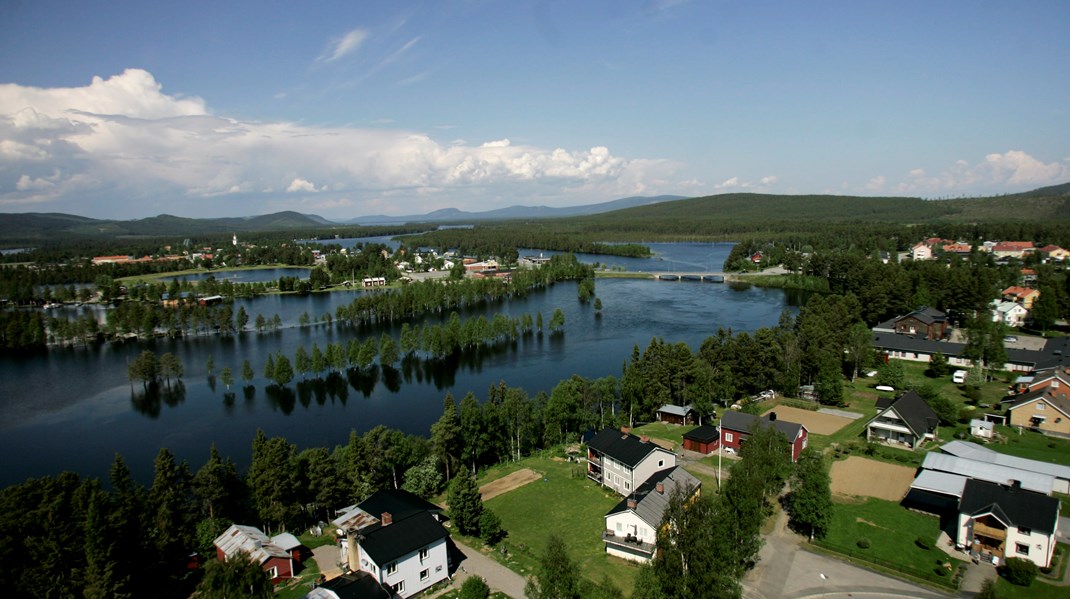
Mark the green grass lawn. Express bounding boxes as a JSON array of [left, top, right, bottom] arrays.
[[631, 421, 699, 449], [819, 497, 962, 586], [479, 455, 638, 594], [995, 577, 1067, 599], [987, 426, 1070, 467], [275, 555, 322, 599]]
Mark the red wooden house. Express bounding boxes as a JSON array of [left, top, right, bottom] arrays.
[[213, 524, 302, 584], [718, 411, 808, 462], [682, 425, 719, 454]]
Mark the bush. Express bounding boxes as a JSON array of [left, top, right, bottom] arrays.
[[965, 385, 982, 404], [857, 537, 871, 549], [479, 509, 506, 545], [915, 536, 932, 550], [459, 576, 491, 599], [1001, 557, 1038, 587]]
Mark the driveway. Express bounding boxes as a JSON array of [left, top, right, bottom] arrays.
[[430, 538, 527, 599]]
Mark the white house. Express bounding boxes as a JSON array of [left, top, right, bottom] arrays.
[[969, 419, 994, 439], [911, 243, 933, 261], [603, 467, 700, 563], [587, 427, 677, 496], [991, 300, 1029, 328], [956, 479, 1060, 568]]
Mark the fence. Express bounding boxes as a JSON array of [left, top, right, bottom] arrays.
[[811, 540, 962, 590]]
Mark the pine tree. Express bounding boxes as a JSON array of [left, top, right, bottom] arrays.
[[431, 395, 461, 480], [447, 472, 483, 536], [241, 359, 254, 384], [195, 551, 272, 599]]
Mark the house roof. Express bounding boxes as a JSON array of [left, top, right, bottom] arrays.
[[358, 511, 448, 567], [895, 307, 946, 326], [656, 404, 695, 417], [878, 391, 938, 439], [921, 452, 1053, 494], [719, 411, 804, 441], [682, 424, 719, 444], [870, 333, 1047, 370], [358, 489, 443, 521], [1002, 286, 1038, 299], [911, 469, 970, 498], [940, 440, 1070, 481], [1006, 389, 1070, 419], [606, 467, 700, 528], [959, 479, 1060, 535], [305, 572, 392, 599], [214, 524, 292, 565], [587, 427, 672, 468], [969, 419, 994, 432], [993, 241, 1035, 252]]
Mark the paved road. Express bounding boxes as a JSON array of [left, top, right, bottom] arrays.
[[743, 507, 946, 599]]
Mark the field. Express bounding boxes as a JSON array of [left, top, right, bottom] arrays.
[[759, 405, 854, 435], [479, 468, 541, 501], [478, 455, 638, 592], [988, 426, 1070, 467], [829, 456, 915, 501]]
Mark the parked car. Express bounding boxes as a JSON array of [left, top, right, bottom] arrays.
[[1003, 335, 1018, 343], [952, 369, 968, 384]]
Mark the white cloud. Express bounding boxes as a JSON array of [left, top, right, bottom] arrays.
[[760, 175, 778, 186], [0, 69, 682, 217], [892, 151, 1070, 196], [320, 28, 369, 63], [865, 175, 886, 191], [286, 177, 319, 193]]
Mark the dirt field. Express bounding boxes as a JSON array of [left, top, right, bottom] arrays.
[[829, 456, 915, 501], [760, 405, 855, 436], [479, 468, 542, 502]]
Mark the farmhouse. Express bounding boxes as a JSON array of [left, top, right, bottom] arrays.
[[718, 411, 808, 462], [682, 425, 720, 454], [603, 467, 700, 563], [586, 427, 677, 496], [213, 524, 301, 584], [864, 391, 937, 450], [332, 489, 449, 598], [956, 479, 1060, 568], [655, 403, 697, 425], [1004, 389, 1070, 436]]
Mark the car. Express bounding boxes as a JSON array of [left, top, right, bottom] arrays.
[[952, 370, 968, 384], [1003, 335, 1018, 344]]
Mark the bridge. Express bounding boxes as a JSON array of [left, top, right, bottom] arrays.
[[652, 272, 729, 282]]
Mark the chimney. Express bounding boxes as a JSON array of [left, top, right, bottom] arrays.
[[627, 498, 637, 510], [656, 482, 665, 495], [1009, 480, 1021, 491], [346, 534, 360, 571], [640, 435, 650, 444], [768, 412, 777, 422], [381, 512, 393, 526]]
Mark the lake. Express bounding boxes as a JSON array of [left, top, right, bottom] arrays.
[[160, 267, 311, 284], [0, 243, 802, 486]]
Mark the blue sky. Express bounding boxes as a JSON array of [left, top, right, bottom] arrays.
[[1, 0, 1068, 220]]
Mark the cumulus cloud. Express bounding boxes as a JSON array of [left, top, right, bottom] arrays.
[[866, 175, 886, 191], [286, 178, 320, 193], [320, 28, 369, 63], [892, 151, 1070, 196], [0, 69, 679, 217]]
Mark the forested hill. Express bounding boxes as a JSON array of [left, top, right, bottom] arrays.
[[592, 188, 1070, 226]]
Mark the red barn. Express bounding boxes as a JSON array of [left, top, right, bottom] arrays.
[[213, 524, 302, 584], [718, 411, 808, 462]]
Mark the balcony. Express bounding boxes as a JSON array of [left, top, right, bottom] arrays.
[[602, 530, 655, 559]]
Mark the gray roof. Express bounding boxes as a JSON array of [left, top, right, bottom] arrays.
[[606, 467, 700, 528], [719, 411, 804, 441], [897, 307, 947, 325], [940, 440, 1070, 481], [870, 334, 1045, 369], [910, 469, 969, 498], [656, 404, 695, 417], [214, 524, 292, 565], [922, 452, 1053, 494], [1006, 389, 1070, 418], [359, 511, 448, 566]]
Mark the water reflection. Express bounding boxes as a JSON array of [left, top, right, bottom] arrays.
[[130, 381, 187, 418]]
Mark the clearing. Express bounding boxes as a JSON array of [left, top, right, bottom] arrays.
[[761, 405, 855, 436], [479, 468, 541, 502], [830, 456, 915, 501]]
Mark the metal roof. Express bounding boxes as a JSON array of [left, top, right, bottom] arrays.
[[910, 469, 969, 498], [959, 479, 1060, 535], [939, 440, 1070, 481], [213, 524, 291, 565], [656, 404, 694, 417], [606, 467, 701, 528], [922, 452, 1053, 494]]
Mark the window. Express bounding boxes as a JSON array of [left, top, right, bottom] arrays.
[[725, 432, 733, 442], [267, 566, 279, 579], [386, 562, 397, 576], [616, 521, 622, 532], [419, 547, 429, 561], [420, 569, 429, 581], [658, 459, 664, 468], [1019, 527, 1032, 536], [1016, 543, 1030, 555], [394, 581, 405, 593], [625, 481, 631, 490], [1037, 403, 1046, 410]]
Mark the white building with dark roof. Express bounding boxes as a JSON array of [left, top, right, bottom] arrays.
[[957, 479, 1061, 568], [603, 467, 700, 563], [586, 427, 677, 496]]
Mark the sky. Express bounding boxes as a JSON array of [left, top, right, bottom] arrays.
[[1, 0, 1068, 221]]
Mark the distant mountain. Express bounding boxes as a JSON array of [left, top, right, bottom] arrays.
[[0, 210, 331, 243], [346, 195, 687, 225]]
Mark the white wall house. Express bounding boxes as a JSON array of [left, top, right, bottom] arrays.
[[991, 300, 1029, 328], [603, 467, 700, 563], [357, 512, 449, 598], [587, 427, 676, 496], [956, 479, 1060, 568]]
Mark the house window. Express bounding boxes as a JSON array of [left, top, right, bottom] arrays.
[[725, 432, 733, 442], [1019, 527, 1032, 536], [420, 569, 429, 581], [1016, 543, 1030, 555], [1037, 403, 1046, 410], [419, 547, 429, 561], [386, 562, 397, 576], [267, 566, 279, 579], [658, 459, 664, 468], [394, 581, 405, 594], [616, 522, 623, 532], [625, 481, 631, 491]]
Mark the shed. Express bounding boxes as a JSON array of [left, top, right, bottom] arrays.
[[682, 425, 719, 454], [655, 404, 696, 425]]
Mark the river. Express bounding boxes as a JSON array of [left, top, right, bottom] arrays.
[[0, 242, 805, 485]]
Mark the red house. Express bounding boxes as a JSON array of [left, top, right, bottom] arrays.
[[213, 524, 302, 584], [682, 425, 720, 454], [718, 411, 808, 462]]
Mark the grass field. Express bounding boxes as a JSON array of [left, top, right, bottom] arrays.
[[478, 454, 639, 593], [995, 577, 1067, 598], [988, 426, 1070, 467], [631, 421, 699, 449], [820, 497, 962, 585]]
